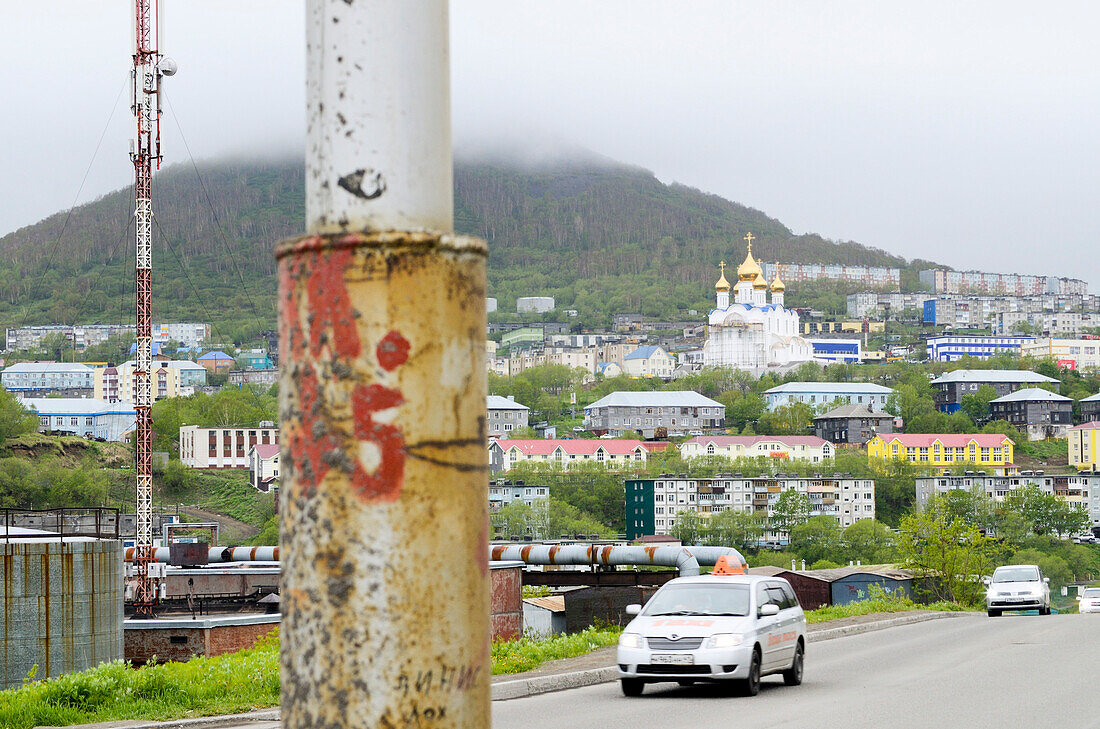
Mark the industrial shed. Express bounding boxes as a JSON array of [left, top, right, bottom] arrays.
[[775, 566, 914, 609]]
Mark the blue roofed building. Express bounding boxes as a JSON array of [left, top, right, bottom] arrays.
[[621, 345, 674, 378], [925, 335, 1035, 362], [808, 338, 862, 364]]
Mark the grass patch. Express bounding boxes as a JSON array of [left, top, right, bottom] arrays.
[[491, 626, 623, 675], [0, 630, 279, 729], [805, 585, 973, 624]]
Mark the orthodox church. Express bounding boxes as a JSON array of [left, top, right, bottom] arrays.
[[702, 234, 812, 371]]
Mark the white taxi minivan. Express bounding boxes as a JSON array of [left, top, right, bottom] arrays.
[[617, 558, 806, 696]]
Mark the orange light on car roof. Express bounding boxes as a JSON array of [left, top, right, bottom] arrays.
[[712, 555, 745, 575]]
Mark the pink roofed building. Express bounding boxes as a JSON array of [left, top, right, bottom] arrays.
[[867, 433, 1016, 475], [488, 439, 669, 474], [248, 443, 280, 492], [678, 435, 834, 463]]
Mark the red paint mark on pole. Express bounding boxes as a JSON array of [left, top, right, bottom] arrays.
[[376, 330, 410, 371]]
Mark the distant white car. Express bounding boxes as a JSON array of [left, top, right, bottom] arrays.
[[1078, 587, 1100, 614], [617, 568, 806, 696], [986, 564, 1051, 616], [687, 430, 704, 436]]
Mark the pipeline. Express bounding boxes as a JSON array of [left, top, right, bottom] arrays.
[[489, 544, 747, 578], [124, 546, 279, 563]]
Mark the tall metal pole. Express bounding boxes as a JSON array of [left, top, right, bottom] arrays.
[[130, 0, 173, 616], [280, 2, 489, 727]]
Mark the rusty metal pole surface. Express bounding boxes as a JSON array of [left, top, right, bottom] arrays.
[[281, 2, 489, 728]]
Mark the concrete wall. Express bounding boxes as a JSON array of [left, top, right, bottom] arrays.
[[490, 564, 522, 641], [0, 539, 123, 689]]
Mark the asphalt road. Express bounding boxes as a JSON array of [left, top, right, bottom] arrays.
[[492, 613, 1100, 729]]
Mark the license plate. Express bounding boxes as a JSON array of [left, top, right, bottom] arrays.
[[1008, 598, 1026, 603], [651, 654, 694, 665]]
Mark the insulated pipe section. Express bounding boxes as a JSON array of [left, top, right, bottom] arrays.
[[125, 546, 280, 563], [490, 544, 748, 578]]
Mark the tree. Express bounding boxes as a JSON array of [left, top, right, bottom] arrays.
[[960, 384, 998, 424], [897, 500, 996, 605], [705, 508, 765, 552], [789, 515, 843, 565], [0, 390, 39, 441], [843, 519, 897, 564], [770, 490, 812, 535], [669, 510, 706, 545]]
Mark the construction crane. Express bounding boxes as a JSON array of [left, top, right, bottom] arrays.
[[129, 0, 175, 616]]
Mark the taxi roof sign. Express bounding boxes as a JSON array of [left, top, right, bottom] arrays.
[[711, 555, 745, 575]]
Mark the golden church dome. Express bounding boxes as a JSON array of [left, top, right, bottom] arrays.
[[715, 261, 731, 292]]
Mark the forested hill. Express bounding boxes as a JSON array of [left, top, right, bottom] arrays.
[[0, 151, 934, 340]]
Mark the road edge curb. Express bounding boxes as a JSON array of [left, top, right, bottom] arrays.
[[491, 610, 967, 701], [36, 709, 281, 729]]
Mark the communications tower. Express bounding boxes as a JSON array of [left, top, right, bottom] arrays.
[[130, 0, 175, 615]]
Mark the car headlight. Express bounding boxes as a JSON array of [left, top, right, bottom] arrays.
[[619, 632, 643, 649], [706, 634, 744, 649]]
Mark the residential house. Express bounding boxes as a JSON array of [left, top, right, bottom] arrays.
[[487, 395, 530, 438], [229, 369, 278, 387], [239, 351, 274, 370], [1, 362, 95, 397], [867, 433, 1016, 475], [621, 345, 675, 378], [762, 382, 894, 411], [813, 404, 895, 445], [930, 369, 1061, 413], [625, 473, 875, 543], [179, 425, 279, 469], [1081, 394, 1100, 424], [248, 444, 280, 492], [24, 398, 136, 441], [989, 388, 1073, 441], [1069, 422, 1100, 472], [488, 439, 667, 474], [679, 435, 833, 463], [584, 391, 725, 438], [197, 351, 236, 374]]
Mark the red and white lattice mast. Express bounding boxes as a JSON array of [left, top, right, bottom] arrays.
[[130, 0, 175, 616]]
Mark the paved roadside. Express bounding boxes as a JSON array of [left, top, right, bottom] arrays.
[[45, 610, 972, 727]]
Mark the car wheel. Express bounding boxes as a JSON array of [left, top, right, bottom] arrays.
[[739, 647, 762, 696], [1040, 605, 1051, 615], [621, 678, 644, 697], [987, 609, 1000, 617], [783, 641, 804, 686]]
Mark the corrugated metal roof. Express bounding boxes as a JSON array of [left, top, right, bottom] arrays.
[[624, 345, 662, 360], [585, 391, 724, 409], [991, 387, 1071, 403], [930, 369, 1059, 385], [2, 362, 94, 374], [764, 382, 895, 395], [487, 395, 530, 410], [683, 435, 829, 448]]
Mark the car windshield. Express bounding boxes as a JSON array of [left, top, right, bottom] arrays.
[[993, 567, 1040, 583], [644, 584, 750, 617], [1082, 588, 1100, 598]]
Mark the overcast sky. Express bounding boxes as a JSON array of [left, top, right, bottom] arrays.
[[3, 1, 1098, 288]]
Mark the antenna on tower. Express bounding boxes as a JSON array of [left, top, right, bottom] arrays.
[[128, 0, 177, 617]]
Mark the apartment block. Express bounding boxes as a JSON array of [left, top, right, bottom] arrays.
[[179, 425, 280, 469], [915, 472, 1099, 529], [761, 263, 900, 289], [625, 473, 876, 543]]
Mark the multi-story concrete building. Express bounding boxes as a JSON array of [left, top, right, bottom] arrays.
[[94, 360, 186, 403], [1020, 338, 1100, 370], [762, 262, 900, 289], [763, 382, 894, 411], [487, 480, 549, 512], [925, 336, 1035, 362], [1069, 422, 1100, 472], [679, 435, 833, 463], [621, 345, 675, 378], [1, 362, 95, 396], [487, 395, 530, 438], [989, 388, 1074, 441], [583, 391, 724, 437], [4, 322, 209, 352], [915, 472, 1098, 529], [813, 404, 894, 445], [501, 327, 544, 350], [930, 369, 1061, 413], [153, 323, 210, 348], [625, 473, 876, 542], [488, 439, 667, 474], [846, 292, 880, 318], [867, 433, 1016, 475], [179, 425, 280, 469], [919, 269, 1087, 296], [26, 398, 136, 441], [808, 338, 862, 364], [228, 369, 278, 387]]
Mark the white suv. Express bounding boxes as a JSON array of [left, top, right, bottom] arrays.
[[986, 564, 1051, 616], [617, 573, 806, 696]]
